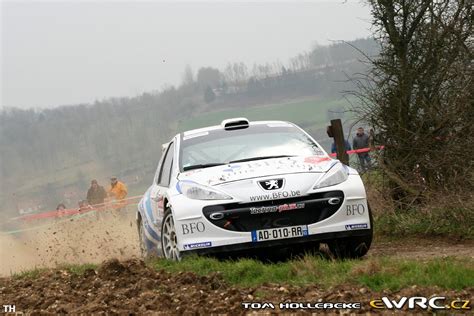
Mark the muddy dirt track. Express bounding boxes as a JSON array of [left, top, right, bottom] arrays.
[[1, 258, 473, 315], [1, 209, 473, 314]]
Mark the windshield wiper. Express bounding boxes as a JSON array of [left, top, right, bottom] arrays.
[[229, 155, 296, 164], [183, 163, 226, 171]]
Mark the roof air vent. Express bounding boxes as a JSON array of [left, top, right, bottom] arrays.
[[221, 117, 250, 130]]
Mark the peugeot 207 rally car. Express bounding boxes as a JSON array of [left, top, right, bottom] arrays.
[[137, 118, 372, 260]]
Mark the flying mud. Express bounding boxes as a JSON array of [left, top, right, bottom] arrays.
[[1, 209, 140, 276]]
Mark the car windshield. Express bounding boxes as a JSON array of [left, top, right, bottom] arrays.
[[180, 123, 325, 171]]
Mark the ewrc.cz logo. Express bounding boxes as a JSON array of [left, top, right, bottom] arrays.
[[183, 241, 212, 249], [370, 297, 471, 310]]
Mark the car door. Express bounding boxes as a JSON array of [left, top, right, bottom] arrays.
[[150, 141, 175, 229]]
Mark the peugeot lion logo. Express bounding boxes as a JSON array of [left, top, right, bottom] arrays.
[[259, 179, 284, 190]]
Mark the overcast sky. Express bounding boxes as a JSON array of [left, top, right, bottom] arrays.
[[1, 1, 371, 109]]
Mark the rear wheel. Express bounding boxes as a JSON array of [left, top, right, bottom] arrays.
[[138, 220, 149, 258], [161, 209, 181, 261]]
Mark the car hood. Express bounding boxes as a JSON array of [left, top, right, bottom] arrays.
[[177, 155, 337, 186]]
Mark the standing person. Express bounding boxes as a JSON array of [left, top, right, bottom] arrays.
[[352, 127, 371, 171], [87, 179, 108, 219], [56, 203, 67, 218], [108, 176, 128, 216], [87, 180, 107, 207]]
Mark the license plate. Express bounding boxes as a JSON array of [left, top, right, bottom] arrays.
[[251, 225, 308, 242]]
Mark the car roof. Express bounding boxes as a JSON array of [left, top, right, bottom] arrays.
[[179, 120, 295, 139]]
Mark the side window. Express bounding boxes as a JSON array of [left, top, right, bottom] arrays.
[[158, 142, 174, 187], [153, 146, 168, 184]]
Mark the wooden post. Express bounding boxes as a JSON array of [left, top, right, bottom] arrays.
[[330, 119, 349, 165]]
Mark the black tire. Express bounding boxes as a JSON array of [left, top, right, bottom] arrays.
[[137, 218, 150, 259], [160, 209, 182, 261], [327, 206, 373, 259]]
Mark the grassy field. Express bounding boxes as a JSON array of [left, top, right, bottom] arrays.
[[177, 98, 351, 132], [150, 256, 473, 291]]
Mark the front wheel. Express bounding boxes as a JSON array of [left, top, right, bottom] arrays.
[[161, 209, 181, 261], [328, 206, 373, 259], [327, 234, 372, 259]]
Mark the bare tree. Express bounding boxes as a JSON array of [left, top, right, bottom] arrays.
[[353, 0, 473, 203], [182, 64, 194, 86]]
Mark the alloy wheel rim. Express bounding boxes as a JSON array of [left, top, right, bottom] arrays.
[[162, 214, 180, 260]]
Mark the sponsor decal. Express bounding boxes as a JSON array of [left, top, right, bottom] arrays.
[[241, 301, 361, 310], [156, 195, 164, 209], [304, 156, 331, 164], [345, 223, 368, 230], [258, 178, 285, 190], [370, 297, 471, 310], [250, 205, 278, 214], [250, 190, 301, 202], [223, 164, 241, 172], [346, 203, 366, 216], [250, 203, 305, 215], [181, 221, 206, 235], [183, 241, 212, 250], [278, 203, 305, 213]]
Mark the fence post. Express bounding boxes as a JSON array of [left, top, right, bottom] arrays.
[[330, 119, 349, 165]]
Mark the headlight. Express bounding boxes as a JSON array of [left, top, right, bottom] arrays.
[[177, 180, 232, 200], [313, 163, 349, 189]]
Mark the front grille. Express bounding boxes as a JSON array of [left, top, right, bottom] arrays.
[[203, 191, 344, 232]]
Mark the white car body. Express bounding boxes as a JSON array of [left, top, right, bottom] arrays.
[[137, 118, 372, 259]]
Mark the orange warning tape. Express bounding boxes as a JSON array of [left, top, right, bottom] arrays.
[[329, 145, 384, 157]]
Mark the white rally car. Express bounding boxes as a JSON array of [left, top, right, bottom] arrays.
[[137, 118, 372, 260]]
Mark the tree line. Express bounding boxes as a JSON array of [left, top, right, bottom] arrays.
[[0, 38, 376, 215]]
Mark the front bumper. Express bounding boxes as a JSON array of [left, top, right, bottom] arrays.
[[171, 174, 370, 252], [184, 229, 372, 256]]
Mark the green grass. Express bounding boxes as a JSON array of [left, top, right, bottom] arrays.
[[374, 207, 474, 239], [12, 267, 48, 280], [178, 98, 351, 132], [150, 255, 474, 291], [57, 263, 98, 275]]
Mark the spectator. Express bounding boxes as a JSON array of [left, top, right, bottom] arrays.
[[352, 127, 371, 171], [87, 179, 107, 207], [331, 140, 352, 154], [56, 203, 66, 217], [108, 176, 128, 213]]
